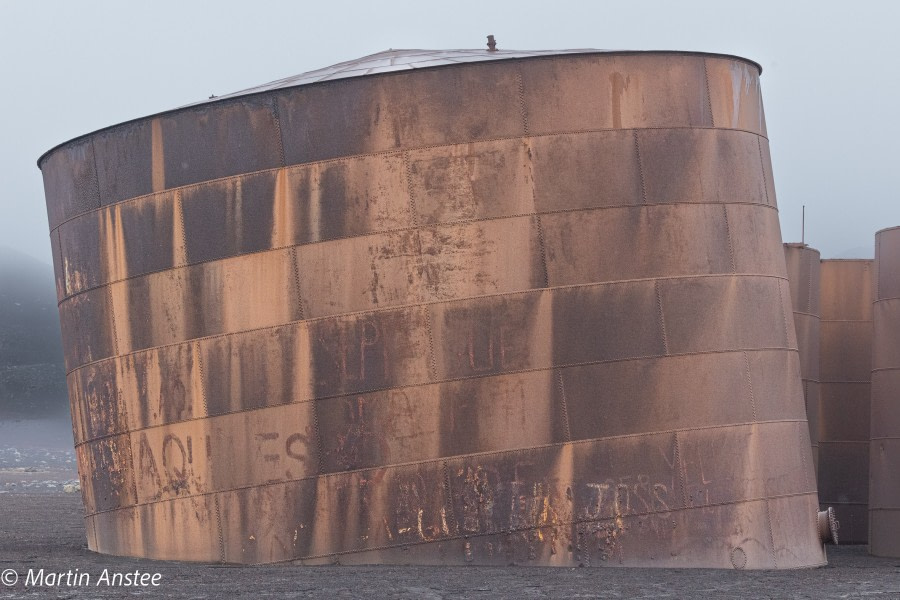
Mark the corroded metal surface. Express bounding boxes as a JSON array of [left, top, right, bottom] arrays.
[[40, 50, 823, 568], [818, 259, 874, 544], [871, 227, 900, 557], [784, 244, 822, 476]]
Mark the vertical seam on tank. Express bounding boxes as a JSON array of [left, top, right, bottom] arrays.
[[90, 138, 103, 208], [555, 370, 572, 442], [54, 228, 66, 300], [126, 431, 140, 513], [423, 305, 438, 380], [722, 204, 736, 273], [742, 351, 758, 422], [797, 421, 812, 492], [516, 71, 529, 135], [311, 399, 325, 475], [404, 149, 437, 382], [633, 131, 647, 203], [88, 514, 98, 551], [757, 137, 771, 206], [175, 189, 188, 267], [106, 285, 120, 356], [777, 279, 790, 348], [195, 340, 209, 414], [655, 280, 670, 355], [703, 59, 715, 128], [526, 136, 549, 288], [534, 215, 550, 288], [214, 493, 226, 563], [403, 151, 418, 227], [290, 246, 306, 320], [441, 461, 457, 535], [271, 97, 287, 168], [673, 432, 687, 508], [764, 498, 778, 568]]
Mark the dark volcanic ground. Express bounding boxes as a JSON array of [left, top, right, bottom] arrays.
[[1, 424, 899, 599]]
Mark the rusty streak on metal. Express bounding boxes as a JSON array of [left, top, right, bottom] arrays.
[[39, 48, 823, 568]]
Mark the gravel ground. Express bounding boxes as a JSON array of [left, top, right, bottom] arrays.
[[1, 426, 899, 599]]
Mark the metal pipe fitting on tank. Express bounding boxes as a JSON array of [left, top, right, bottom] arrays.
[[818, 507, 839, 544]]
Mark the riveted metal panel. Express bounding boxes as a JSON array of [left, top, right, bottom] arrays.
[[408, 138, 536, 224], [40, 50, 823, 568], [635, 129, 769, 207], [90, 494, 221, 562], [518, 54, 713, 134], [41, 138, 100, 230], [276, 62, 525, 165], [870, 227, 900, 556], [542, 205, 732, 285], [704, 56, 767, 137], [818, 259, 873, 544]]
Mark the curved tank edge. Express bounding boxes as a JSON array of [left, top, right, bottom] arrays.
[[35, 49, 762, 170]]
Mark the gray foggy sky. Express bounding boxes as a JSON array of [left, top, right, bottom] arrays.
[[0, 0, 895, 264]]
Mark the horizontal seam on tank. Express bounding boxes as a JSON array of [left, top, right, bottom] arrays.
[[868, 436, 900, 441], [871, 367, 900, 373], [819, 319, 873, 323], [47, 125, 770, 231], [63, 272, 791, 375], [817, 440, 869, 445], [791, 310, 819, 319], [72, 347, 803, 446], [869, 507, 900, 511], [818, 380, 871, 385], [91, 491, 822, 565], [277, 492, 820, 565], [874, 297, 900, 304], [818, 501, 868, 506], [55, 200, 779, 306], [80, 419, 810, 518]]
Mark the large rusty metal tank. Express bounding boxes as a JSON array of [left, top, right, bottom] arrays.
[[818, 259, 874, 544], [784, 244, 821, 476], [871, 228, 900, 556], [39, 47, 825, 568]]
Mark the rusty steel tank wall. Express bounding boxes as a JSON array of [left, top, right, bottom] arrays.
[[871, 228, 900, 557], [818, 259, 874, 544], [40, 51, 824, 568], [784, 244, 821, 476]]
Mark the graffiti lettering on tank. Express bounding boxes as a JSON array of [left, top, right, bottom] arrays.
[[380, 464, 679, 560], [252, 430, 314, 480], [390, 473, 450, 544], [314, 317, 389, 397], [330, 397, 390, 470], [581, 475, 672, 522], [135, 431, 200, 500], [136, 425, 316, 501]]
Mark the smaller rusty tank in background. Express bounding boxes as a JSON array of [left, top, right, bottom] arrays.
[[871, 227, 900, 557], [784, 243, 821, 475], [818, 259, 874, 544]]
